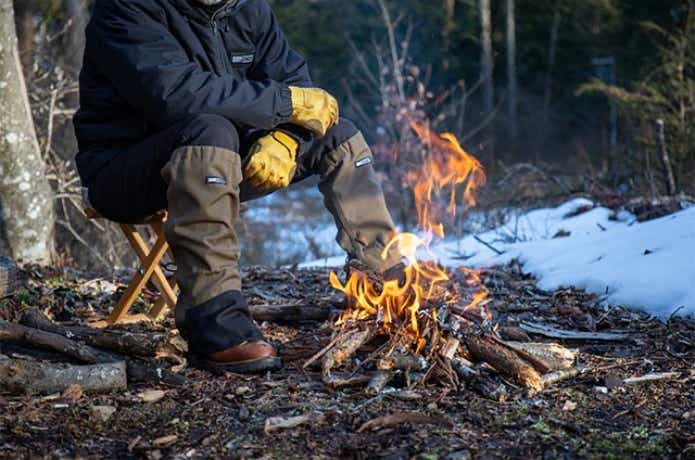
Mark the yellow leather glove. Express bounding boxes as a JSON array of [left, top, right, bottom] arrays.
[[244, 131, 300, 191], [289, 86, 339, 138]]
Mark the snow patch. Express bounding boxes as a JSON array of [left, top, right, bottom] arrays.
[[302, 199, 694, 318]]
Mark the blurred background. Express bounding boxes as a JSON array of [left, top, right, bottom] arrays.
[[1, 0, 693, 269]]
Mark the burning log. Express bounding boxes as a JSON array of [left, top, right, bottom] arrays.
[[322, 328, 376, 376], [0, 354, 126, 395], [465, 334, 544, 391]]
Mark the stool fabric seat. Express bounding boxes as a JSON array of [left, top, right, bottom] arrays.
[[83, 187, 179, 324]]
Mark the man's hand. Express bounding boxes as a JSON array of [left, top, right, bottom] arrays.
[[244, 131, 300, 191], [289, 86, 339, 138]]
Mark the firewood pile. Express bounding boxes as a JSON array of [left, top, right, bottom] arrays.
[[0, 308, 187, 395], [303, 265, 582, 399]]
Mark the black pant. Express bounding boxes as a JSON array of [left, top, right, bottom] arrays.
[[86, 114, 359, 223]]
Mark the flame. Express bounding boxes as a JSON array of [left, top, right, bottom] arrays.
[[330, 121, 488, 345]]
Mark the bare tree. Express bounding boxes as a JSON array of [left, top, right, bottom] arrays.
[[479, 0, 495, 159], [506, 0, 518, 143], [63, 0, 88, 75], [0, 0, 55, 263]]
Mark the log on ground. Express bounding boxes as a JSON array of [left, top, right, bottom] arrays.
[[466, 334, 544, 391], [0, 319, 184, 386], [0, 354, 126, 395], [20, 309, 171, 358]]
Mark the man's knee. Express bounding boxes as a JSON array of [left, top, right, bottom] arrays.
[[322, 118, 360, 152], [177, 114, 240, 153]]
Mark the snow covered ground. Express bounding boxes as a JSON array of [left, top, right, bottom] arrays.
[[302, 198, 695, 318]]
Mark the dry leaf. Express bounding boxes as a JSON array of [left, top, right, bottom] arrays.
[[90, 405, 116, 422], [138, 390, 166, 403], [562, 400, 577, 411], [62, 384, 83, 401]]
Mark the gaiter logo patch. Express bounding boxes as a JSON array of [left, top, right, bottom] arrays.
[[231, 53, 255, 65], [355, 157, 373, 168], [206, 176, 227, 185]]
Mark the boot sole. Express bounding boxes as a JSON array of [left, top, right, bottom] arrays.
[[189, 353, 283, 375]]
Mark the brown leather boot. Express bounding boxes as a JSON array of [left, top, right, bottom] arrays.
[[202, 340, 281, 374]]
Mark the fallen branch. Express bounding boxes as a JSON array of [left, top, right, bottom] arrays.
[[623, 372, 679, 385], [519, 322, 629, 341], [466, 334, 544, 391], [20, 309, 172, 358], [0, 354, 126, 395]]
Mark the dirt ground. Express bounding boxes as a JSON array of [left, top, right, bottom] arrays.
[[0, 264, 693, 459]]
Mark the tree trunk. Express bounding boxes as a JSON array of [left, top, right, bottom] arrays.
[[478, 0, 495, 160], [0, 0, 54, 264], [63, 0, 88, 75], [12, 0, 34, 79], [506, 0, 518, 144], [543, 9, 561, 130]]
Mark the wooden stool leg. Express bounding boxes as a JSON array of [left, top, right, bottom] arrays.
[[120, 224, 178, 307], [107, 225, 170, 325], [146, 220, 179, 320]]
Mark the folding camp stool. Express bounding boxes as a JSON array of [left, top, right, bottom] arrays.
[[82, 188, 179, 325]]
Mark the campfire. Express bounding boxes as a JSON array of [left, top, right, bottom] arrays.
[[305, 124, 579, 396]]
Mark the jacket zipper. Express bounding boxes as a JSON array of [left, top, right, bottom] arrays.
[[210, 1, 235, 75]]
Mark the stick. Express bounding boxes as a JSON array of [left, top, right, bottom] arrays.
[[623, 372, 679, 385], [366, 370, 395, 395], [541, 367, 583, 387], [249, 304, 338, 322], [474, 235, 505, 255], [322, 373, 372, 389], [376, 354, 426, 371], [322, 328, 376, 376], [503, 341, 577, 371], [0, 320, 184, 386], [466, 334, 544, 391], [20, 309, 171, 358], [519, 322, 629, 341], [303, 329, 356, 369], [451, 357, 479, 382], [0, 354, 126, 395]]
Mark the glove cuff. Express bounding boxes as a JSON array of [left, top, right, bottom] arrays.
[[272, 131, 300, 161]]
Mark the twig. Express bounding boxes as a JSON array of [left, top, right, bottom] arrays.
[[474, 235, 505, 256]]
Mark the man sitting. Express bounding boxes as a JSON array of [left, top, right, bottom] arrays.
[[74, 0, 401, 373]]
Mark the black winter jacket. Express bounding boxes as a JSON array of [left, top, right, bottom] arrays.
[[74, 0, 312, 182]]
